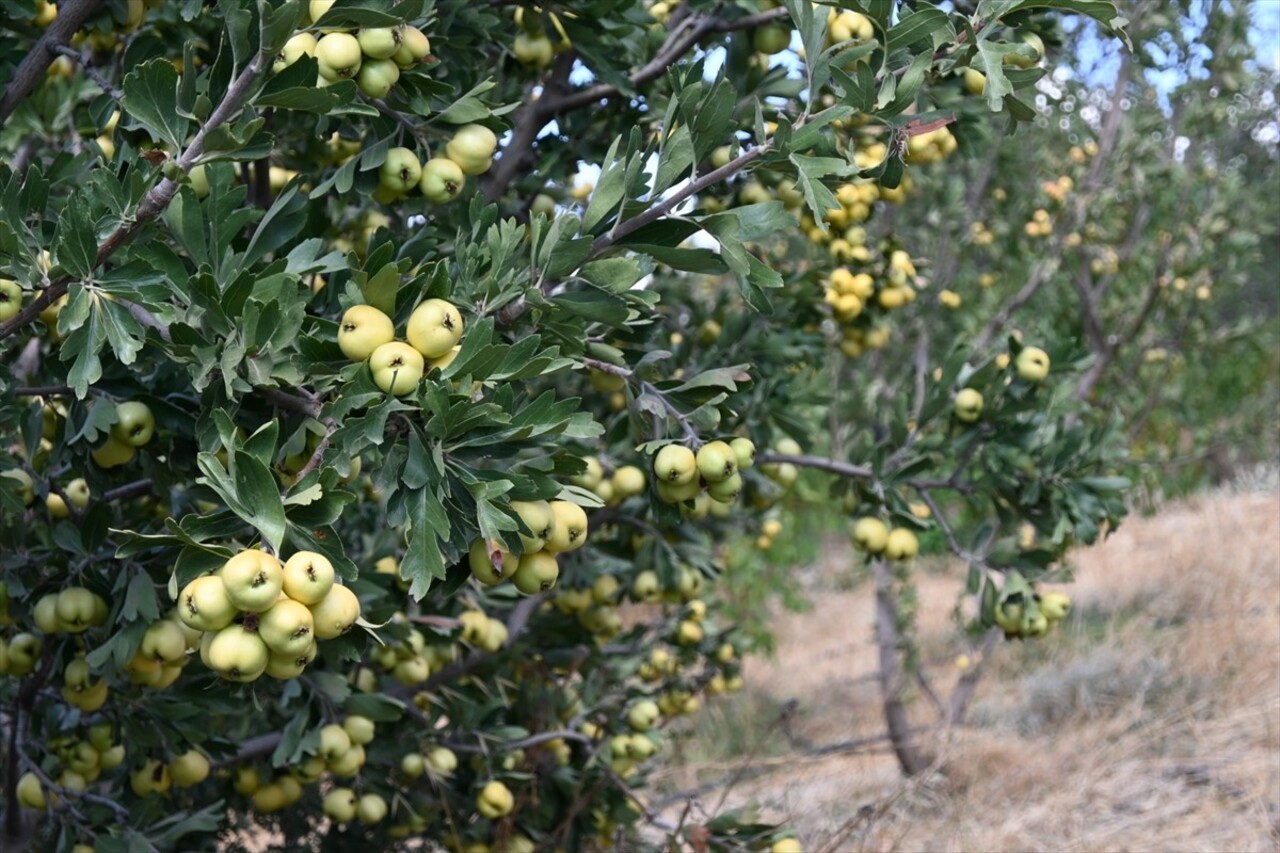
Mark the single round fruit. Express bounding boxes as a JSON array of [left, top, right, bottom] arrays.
[[964, 67, 986, 95], [220, 549, 285, 613], [1039, 591, 1071, 621], [357, 57, 400, 99], [476, 779, 514, 818], [445, 125, 499, 176], [91, 436, 136, 469], [426, 746, 457, 776], [393, 25, 430, 67], [257, 599, 315, 656], [274, 31, 317, 72], [753, 22, 792, 55], [0, 279, 22, 322], [357, 793, 388, 824], [419, 157, 465, 203], [315, 32, 362, 80], [1015, 346, 1051, 382], [851, 517, 889, 553], [378, 146, 420, 194], [654, 444, 697, 485], [513, 31, 553, 67], [696, 440, 737, 483], [179, 575, 237, 632], [401, 752, 425, 779], [512, 551, 560, 595], [772, 839, 804, 853], [468, 538, 512, 586], [309, 583, 360, 639], [324, 787, 358, 822], [140, 619, 187, 663], [16, 773, 45, 809], [169, 749, 210, 787], [206, 625, 270, 682], [884, 527, 919, 561], [343, 715, 376, 746], [510, 499, 555, 553], [611, 465, 647, 498], [357, 27, 400, 59], [369, 342, 425, 396], [56, 587, 98, 632], [337, 304, 396, 362], [544, 501, 588, 553], [281, 550, 336, 605], [954, 388, 984, 423], [406, 298, 464, 359], [112, 400, 155, 447]]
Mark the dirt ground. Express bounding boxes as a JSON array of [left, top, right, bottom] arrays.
[[657, 483, 1280, 852]]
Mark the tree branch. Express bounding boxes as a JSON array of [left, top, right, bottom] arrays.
[[0, 46, 272, 342], [0, 0, 105, 129], [52, 43, 122, 100]]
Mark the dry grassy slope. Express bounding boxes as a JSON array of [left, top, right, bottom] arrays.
[[658, 488, 1280, 852]]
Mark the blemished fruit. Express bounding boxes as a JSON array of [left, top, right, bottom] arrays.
[[1015, 346, 1051, 382], [654, 444, 697, 485], [512, 551, 559, 595], [206, 624, 270, 682], [309, 583, 361, 638], [282, 550, 336, 605], [419, 157, 465, 203], [510, 500, 555, 553], [131, 759, 172, 796], [112, 400, 155, 447], [220, 549, 284, 612], [851, 517, 889, 553], [544, 501, 588, 553], [469, 538, 512, 585], [476, 779, 514, 818], [378, 147, 420, 194], [446, 124, 499, 176], [954, 388, 984, 423], [315, 33, 362, 80], [884, 527, 919, 561], [406, 298, 464, 359], [369, 342, 425, 396], [179, 575, 237, 631], [338, 304, 396, 361]]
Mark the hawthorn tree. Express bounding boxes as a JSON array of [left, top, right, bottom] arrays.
[[0, 0, 1131, 850]]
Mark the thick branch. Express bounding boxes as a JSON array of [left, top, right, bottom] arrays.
[[873, 558, 932, 775], [0, 0, 105, 128]]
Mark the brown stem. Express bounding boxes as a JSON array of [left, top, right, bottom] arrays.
[[873, 558, 932, 776]]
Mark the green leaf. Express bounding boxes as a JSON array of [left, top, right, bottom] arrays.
[[232, 450, 288, 553], [361, 262, 400, 317], [436, 78, 498, 124], [121, 59, 190, 150], [53, 199, 97, 278], [787, 153, 848, 233], [886, 7, 954, 54]]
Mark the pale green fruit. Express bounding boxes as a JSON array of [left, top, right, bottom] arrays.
[[220, 549, 284, 613], [468, 538, 512, 586], [696, 440, 737, 483], [510, 500, 555, 553], [512, 551, 559, 595], [476, 779, 514, 818], [257, 599, 315, 656], [419, 157, 465, 203], [337, 304, 395, 362], [445, 124, 499, 176], [369, 342, 425, 396], [357, 793, 388, 824], [112, 400, 155, 447], [1015, 346, 1051, 382], [358, 57, 401, 99], [393, 25, 430, 67], [954, 388, 984, 423], [178, 575, 237, 632], [274, 31, 317, 73], [323, 787, 358, 822], [343, 715, 376, 745], [406, 298, 464, 359], [851, 517, 889, 553], [378, 146, 420, 193], [169, 749, 210, 787], [206, 625, 269, 682], [139, 620, 187, 664], [884, 527, 919, 561], [281, 550, 336, 605], [316, 32, 362, 80], [544, 501, 588, 553], [357, 27, 400, 60], [309, 583, 360, 639]]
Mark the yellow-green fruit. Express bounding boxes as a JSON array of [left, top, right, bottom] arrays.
[[178, 575, 236, 632], [476, 779, 514, 818], [654, 444, 697, 485], [1015, 346, 1051, 382], [324, 787, 358, 822], [729, 437, 756, 469], [954, 388, 984, 423], [964, 67, 986, 95], [206, 625, 270, 682], [544, 500, 588, 553], [611, 465, 646, 498], [426, 746, 457, 776], [1039, 591, 1071, 621], [281, 550, 336, 606], [309, 583, 361, 639], [338, 305, 395, 361], [851, 517, 889, 553], [343, 715, 376, 746], [406, 298, 464, 359], [16, 773, 45, 809], [512, 551, 560, 595], [112, 400, 156, 447], [169, 749, 210, 787], [510, 499, 555, 553], [419, 157, 466, 203], [92, 436, 136, 469], [357, 793, 388, 824], [257, 599, 316, 657], [316, 32, 362, 80], [1, 468, 34, 506], [884, 528, 919, 561], [393, 25, 431, 68], [131, 759, 172, 797], [772, 839, 804, 853], [369, 341, 425, 396], [446, 124, 499, 176], [696, 440, 737, 483], [220, 549, 284, 613], [468, 538, 512, 586]]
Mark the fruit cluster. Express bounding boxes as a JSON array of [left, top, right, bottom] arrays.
[[338, 297, 466, 396], [849, 517, 920, 561], [92, 400, 156, 469], [275, 2, 431, 97], [512, 7, 572, 68], [178, 549, 360, 683], [468, 499, 589, 594], [374, 123, 499, 206], [15, 724, 128, 811], [994, 590, 1071, 639], [651, 437, 755, 508]]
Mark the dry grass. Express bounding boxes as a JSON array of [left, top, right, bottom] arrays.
[[658, 485, 1280, 852]]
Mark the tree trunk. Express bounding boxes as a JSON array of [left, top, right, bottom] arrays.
[[873, 559, 932, 776]]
